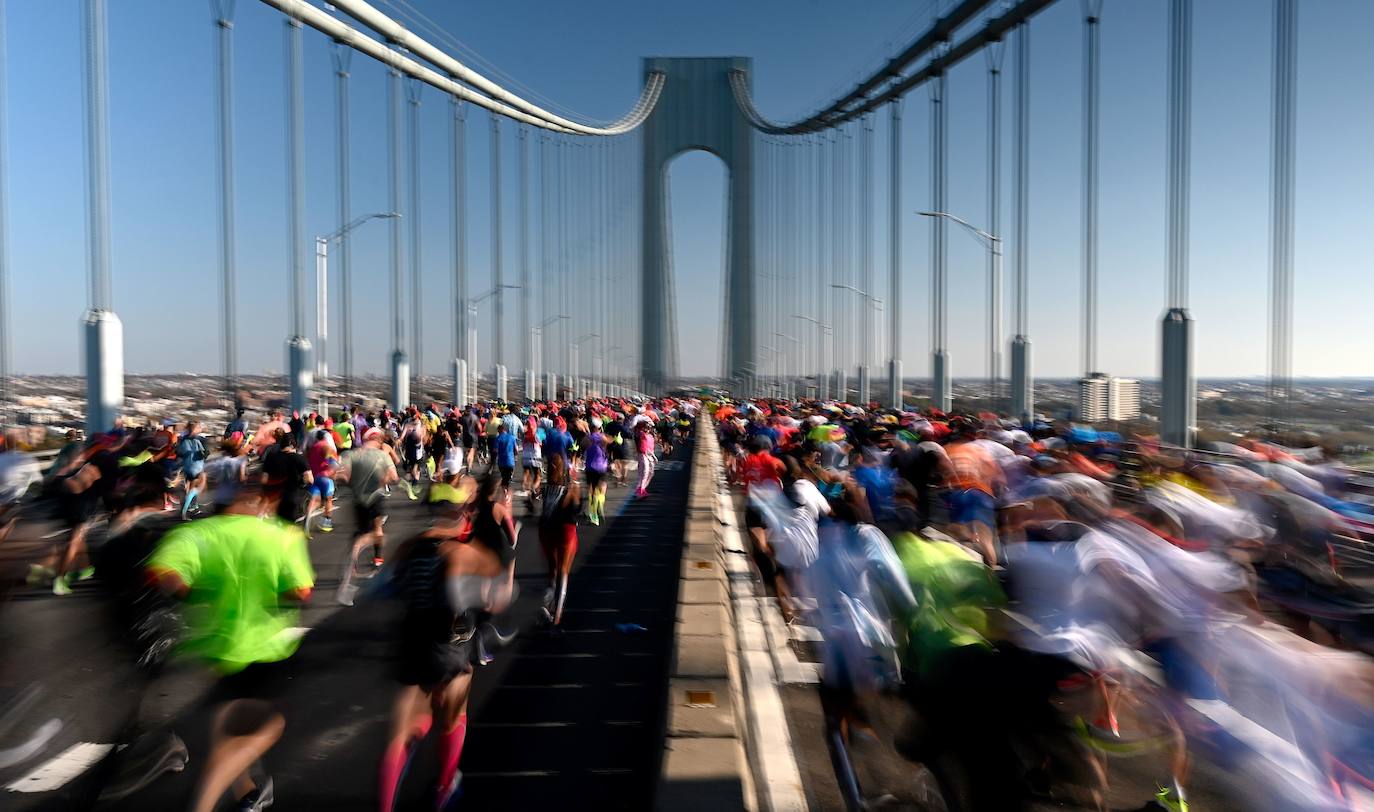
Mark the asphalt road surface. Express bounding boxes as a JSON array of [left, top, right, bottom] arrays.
[[0, 446, 693, 811]]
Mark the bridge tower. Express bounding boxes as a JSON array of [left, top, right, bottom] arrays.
[[640, 57, 755, 391]]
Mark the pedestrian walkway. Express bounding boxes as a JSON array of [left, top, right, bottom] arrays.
[[456, 446, 691, 809]]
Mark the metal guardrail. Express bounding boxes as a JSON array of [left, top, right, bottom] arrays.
[[1107, 441, 1374, 575]]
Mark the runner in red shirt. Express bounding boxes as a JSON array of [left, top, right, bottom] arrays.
[[740, 436, 795, 620]]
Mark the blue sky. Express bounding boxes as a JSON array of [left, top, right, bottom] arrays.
[[5, 0, 1372, 379]]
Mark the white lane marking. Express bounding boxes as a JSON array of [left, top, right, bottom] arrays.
[[6, 742, 114, 793], [721, 484, 810, 811], [740, 523, 822, 686], [0, 720, 63, 769]]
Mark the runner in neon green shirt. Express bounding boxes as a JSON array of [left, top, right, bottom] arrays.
[[147, 482, 314, 811], [333, 418, 354, 451], [149, 512, 314, 672]]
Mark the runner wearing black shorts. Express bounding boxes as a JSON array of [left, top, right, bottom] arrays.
[[460, 408, 481, 472], [377, 493, 511, 812]]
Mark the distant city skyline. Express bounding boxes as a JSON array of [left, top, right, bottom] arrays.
[[3, 0, 1372, 379]]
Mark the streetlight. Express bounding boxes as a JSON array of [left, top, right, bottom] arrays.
[[468, 284, 522, 400], [533, 314, 567, 400], [793, 314, 833, 400], [314, 211, 399, 413], [600, 344, 622, 398], [919, 210, 1005, 412], [774, 332, 803, 400], [571, 332, 599, 398], [830, 284, 883, 405]]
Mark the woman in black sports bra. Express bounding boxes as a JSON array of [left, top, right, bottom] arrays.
[[378, 475, 511, 811]]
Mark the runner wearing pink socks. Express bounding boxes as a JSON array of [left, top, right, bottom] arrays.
[[379, 480, 510, 811]]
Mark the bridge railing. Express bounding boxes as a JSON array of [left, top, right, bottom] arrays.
[[1107, 440, 1374, 575]]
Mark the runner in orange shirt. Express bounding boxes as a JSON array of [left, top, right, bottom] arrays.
[[942, 420, 1004, 566]]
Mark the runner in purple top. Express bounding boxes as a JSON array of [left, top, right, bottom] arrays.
[[583, 419, 611, 525]]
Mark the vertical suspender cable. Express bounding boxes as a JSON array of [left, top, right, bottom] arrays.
[[603, 138, 611, 388], [888, 100, 902, 409], [761, 137, 772, 390], [775, 138, 784, 390], [840, 126, 851, 373], [333, 41, 353, 397], [784, 139, 794, 389], [407, 78, 422, 381], [861, 115, 874, 379], [599, 139, 608, 387], [790, 140, 800, 389], [1268, 0, 1297, 424], [83, 0, 120, 433], [1167, 0, 1191, 313], [387, 64, 404, 362], [452, 95, 469, 396], [1161, 0, 1195, 446], [778, 138, 787, 390], [830, 129, 841, 386], [593, 138, 602, 387], [815, 134, 824, 389], [286, 18, 305, 339], [933, 74, 946, 355], [490, 114, 503, 370], [284, 17, 309, 412], [840, 126, 851, 375], [558, 137, 569, 378], [1014, 22, 1030, 342], [0, 0, 10, 413], [518, 124, 530, 379], [211, 0, 236, 405], [538, 130, 548, 387], [1011, 19, 1033, 420], [1081, 0, 1102, 377], [930, 67, 949, 410], [987, 38, 1005, 406]]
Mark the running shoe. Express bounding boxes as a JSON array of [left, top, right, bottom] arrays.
[[180, 489, 198, 521], [435, 770, 462, 810], [236, 776, 274, 811], [405, 482, 418, 501], [318, 517, 333, 532], [97, 732, 189, 802], [73, 565, 96, 582], [589, 512, 600, 526], [336, 583, 358, 607], [1151, 786, 1188, 812], [373, 556, 385, 568], [540, 588, 555, 623], [26, 564, 55, 586], [51, 575, 72, 596]]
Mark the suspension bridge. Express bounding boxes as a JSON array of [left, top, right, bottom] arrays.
[[0, 0, 1315, 443]]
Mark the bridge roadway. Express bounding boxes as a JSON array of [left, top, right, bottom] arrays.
[[0, 446, 693, 811]]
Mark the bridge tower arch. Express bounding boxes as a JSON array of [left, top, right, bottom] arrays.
[[641, 57, 754, 391]]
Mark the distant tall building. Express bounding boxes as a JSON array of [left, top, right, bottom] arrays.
[[1078, 374, 1109, 422], [1108, 377, 1141, 421], [1077, 373, 1140, 423]]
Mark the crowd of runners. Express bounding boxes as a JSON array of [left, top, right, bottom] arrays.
[[4, 388, 1373, 810], [720, 398, 1374, 811], [0, 395, 694, 810]]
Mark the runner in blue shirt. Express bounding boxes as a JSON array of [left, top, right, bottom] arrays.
[[493, 423, 518, 490]]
